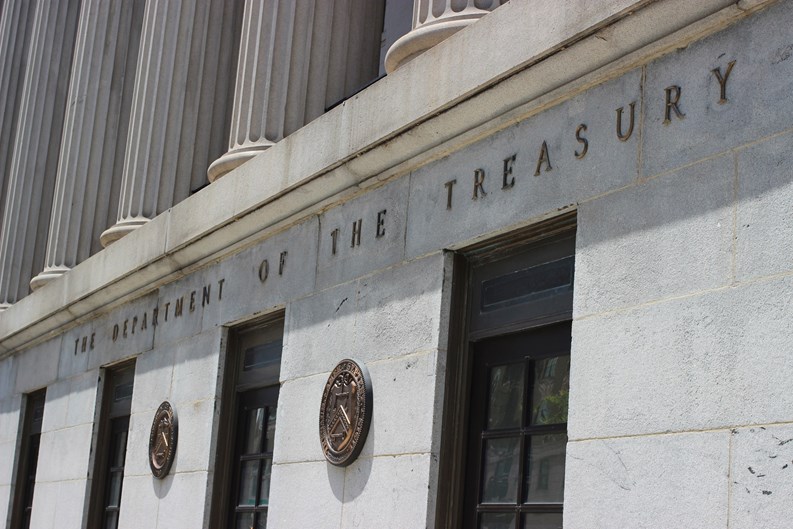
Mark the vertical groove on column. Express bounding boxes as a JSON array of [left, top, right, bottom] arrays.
[[207, 0, 385, 182], [0, 0, 80, 307], [0, 0, 36, 225], [29, 0, 146, 291], [102, 0, 241, 247]]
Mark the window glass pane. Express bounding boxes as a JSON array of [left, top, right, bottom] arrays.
[[521, 512, 563, 529], [523, 434, 566, 503], [243, 341, 282, 371], [103, 510, 119, 529], [237, 461, 259, 507], [480, 512, 515, 529], [487, 364, 524, 430], [258, 458, 272, 506], [236, 512, 254, 529], [111, 430, 128, 467], [256, 512, 268, 529], [266, 407, 276, 453], [107, 472, 123, 507], [530, 356, 570, 425], [244, 408, 265, 454], [481, 437, 520, 503]]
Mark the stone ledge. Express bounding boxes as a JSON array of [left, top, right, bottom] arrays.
[[0, 0, 773, 354]]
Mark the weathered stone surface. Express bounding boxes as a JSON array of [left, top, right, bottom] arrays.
[[153, 471, 211, 528], [570, 275, 793, 440], [117, 475, 159, 529], [406, 69, 641, 259], [14, 337, 60, 394], [35, 423, 93, 482], [272, 374, 326, 464], [565, 431, 729, 529], [342, 454, 433, 529], [267, 461, 345, 529], [317, 177, 409, 290], [86, 291, 158, 370], [575, 154, 733, 317], [730, 424, 793, 529], [736, 130, 793, 281], [642, 0, 793, 177]]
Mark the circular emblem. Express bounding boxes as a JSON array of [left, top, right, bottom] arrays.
[[148, 401, 178, 479], [319, 359, 373, 466]]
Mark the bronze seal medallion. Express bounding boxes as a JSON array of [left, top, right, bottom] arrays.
[[319, 359, 373, 466], [148, 401, 178, 479]]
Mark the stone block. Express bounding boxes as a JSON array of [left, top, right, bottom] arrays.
[[14, 337, 60, 394], [0, 396, 21, 444], [122, 411, 150, 478], [0, 356, 16, 401], [406, 69, 641, 259], [569, 275, 793, 440], [86, 291, 158, 371], [57, 325, 92, 379], [117, 474, 159, 529], [154, 471, 211, 529], [168, 398, 216, 474], [28, 481, 58, 527], [282, 281, 358, 381], [267, 460, 344, 529], [208, 217, 318, 329], [152, 270, 213, 347], [41, 379, 70, 432], [51, 479, 90, 529], [565, 431, 729, 529], [65, 370, 99, 427], [341, 454, 432, 529], [36, 423, 93, 482], [575, 154, 733, 317], [0, 440, 16, 486], [272, 374, 326, 464], [0, 485, 10, 527], [354, 253, 447, 361], [642, 1, 793, 177], [316, 177, 408, 290], [730, 424, 793, 529], [736, 130, 793, 281], [129, 347, 174, 415], [168, 330, 223, 405]]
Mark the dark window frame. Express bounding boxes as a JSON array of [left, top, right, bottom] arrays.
[[87, 361, 135, 529], [10, 389, 46, 529], [210, 314, 284, 529], [434, 213, 576, 529]]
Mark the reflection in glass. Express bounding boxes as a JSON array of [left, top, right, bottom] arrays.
[[523, 434, 567, 503], [259, 459, 272, 506], [108, 473, 122, 507], [256, 513, 268, 528], [112, 431, 128, 467], [103, 511, 118, 529], [236, 512, 254, 529], [266, 407, 276, 453], [487, 364, 524, 430], [521, 512, 563, 529], [244, 408, 265, 454], [481, 437, 520, 503], [238, 461, 259, 507], [531, 356, 570, 425], [480, 512, 515, 529]]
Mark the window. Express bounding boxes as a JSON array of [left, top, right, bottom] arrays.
[[211, 317, 283, 529], [10, 390, 45, 529], [435, 214, 575, 529], [88, 362, 135, 529]]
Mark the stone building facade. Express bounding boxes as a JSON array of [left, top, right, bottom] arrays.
[[1, 0, 792, 528]]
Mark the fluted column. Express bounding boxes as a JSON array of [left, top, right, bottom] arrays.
[[0, 0, 80, 310], [0, 0, 36, 225], [385, 0, 503, 73], [207, 0, 383, 182], [100, 0, 242, 247], [29, 0, 147, 290]]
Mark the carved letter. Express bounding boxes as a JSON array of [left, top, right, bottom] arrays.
[[351, 219, 362, 248], [123, 320, 128, 338], [152, 307, 159, 327], [202, 285, 211, 306], [90, 333, 95, 350], [141, 312, 148, 331], [82, 336, 88, 353], [575, 124, 589, 159], [259, 259, 269, 282], [376, 210, 386, 238], [472, 169, 487, 199], [174, 297, 184, 317], [74, 338, 79, 355], [330, 229, 339, 255], [131, 316, 138, 334], [712, 60, 736, 104], [664, 85, 685, 124], [189, 291, 196, 312], [444, 179, 456, 210], [164, 302, 170, 322], [217, 279, 225, 300], [615, 102, 636, 142], [279, 251, 288, 275], [534, 141, 552, 176], [112, 324, 119, 342], [502, 154, 516, 189]]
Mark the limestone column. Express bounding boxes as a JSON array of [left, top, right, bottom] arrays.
[[0, 0, 36, 227], [385, 0, 503, 73], [0, 0, 80, 310], [29, 0, 147, 290], [207, 0, 383, 182], [100, 0, 242, 247]]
